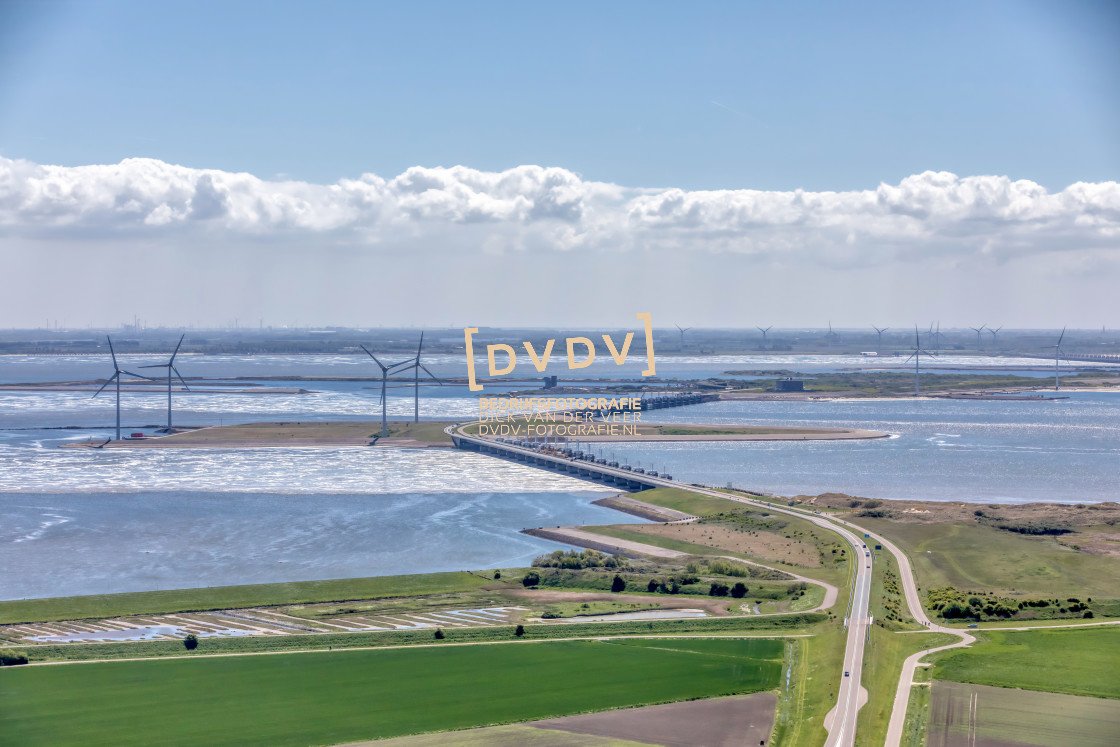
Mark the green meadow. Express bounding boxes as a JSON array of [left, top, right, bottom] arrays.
[[933, 626, 1120, 699], [0, 638, 781, 746]]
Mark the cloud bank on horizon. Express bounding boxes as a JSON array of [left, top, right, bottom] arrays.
[[2, 154, 1118, 266], [1, 154, 1118, 329]]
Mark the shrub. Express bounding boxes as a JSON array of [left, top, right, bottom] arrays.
[[0, 649, 29, 666], [968, 597, 983, 607], [709, 583, 730, 597], [531, 549, 630, 570], [706, 559, 749, 577], [648, 579, 660, 593], [731, 582, 748, 598], [941, 602, 974, 619], [514, 624, 525, 636], [522, 571, 540, 587], [183, 634, 199, 651], [611, 575, 626, 593], [493, 570, 501, 579], [434, 628, 444, 639], [1084, 610, 1094, 618], [540, 611, 560, 619]]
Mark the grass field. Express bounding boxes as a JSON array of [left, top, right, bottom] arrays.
[[927, 681, 1120, 747], [0, 571, 490, 625], [933, 627, 1120, 699], [852, 516, 1120, 600], [0, 638, 782, 746]]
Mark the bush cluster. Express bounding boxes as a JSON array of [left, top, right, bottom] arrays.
[[532, 549, 629, 570], [0, 648, 29, 666]]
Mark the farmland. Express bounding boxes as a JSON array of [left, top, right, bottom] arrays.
[[0, 637, 781, 746], [926, 681, 1120, 747]]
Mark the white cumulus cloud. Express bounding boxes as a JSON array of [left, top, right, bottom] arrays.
[[0, 155, 1117, 268]]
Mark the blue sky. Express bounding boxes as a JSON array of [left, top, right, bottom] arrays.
[[3, 0, 1117, 191], [0, 1, 1117, 328]]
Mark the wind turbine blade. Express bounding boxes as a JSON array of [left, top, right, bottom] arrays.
[[121, 370, 155, 380], [173, 367, 190, 391], [420, 364, 442, 384], [107, 336, 118, 369], [904, 353, 916, 363], [360, 345, 388, 372], [416, 331, 424, 358], [1057, 327, 1066, 347], [139, 363, 166, 369], [92, 375, 116, 398], [170, 333, 185, 364]]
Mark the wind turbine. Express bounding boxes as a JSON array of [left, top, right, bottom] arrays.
[[872, 325, 889, 353], [905, 326, 937, 396], [987, 326, 1002, 349], [756, 325, 772, 346], [92, 336, 152, 441], [394, 331, 443, 423], [1045, 328, 1066, 391], [970, 325, 986, 352], [827, 321, 837, 348], [676, 325, 691, 351], [140, 334, 189, 432], [360, 345, 413, 437]]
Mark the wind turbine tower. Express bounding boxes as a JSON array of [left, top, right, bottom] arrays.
[[92, 336, 152, 441], [141, 334, 189, 432], [905, 326, 937, 396]]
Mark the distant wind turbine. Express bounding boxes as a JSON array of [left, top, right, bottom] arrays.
[[140, 334, 189, 432], [394, 332, 443, 423], [757, 326, 772, 345], [970, 325, 986, 352], [1044, 328, 1066, 391], [905, 326, 937, 396], [676, 325, 692, 350], [988, 326, 1002, 349], [872, 325, 889, 353], [92, 336, 153, 441], [361, 345, 414, 437]]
